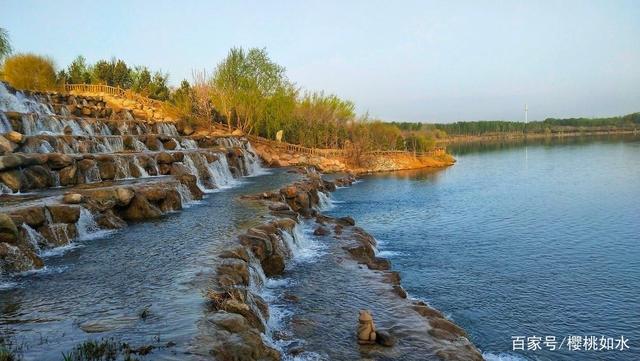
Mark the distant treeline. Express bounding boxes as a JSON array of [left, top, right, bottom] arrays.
[[392, 113, 640, 137]]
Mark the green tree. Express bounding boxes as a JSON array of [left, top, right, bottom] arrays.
[[65, 55, 91, 83], [0, 28, 12, 62]]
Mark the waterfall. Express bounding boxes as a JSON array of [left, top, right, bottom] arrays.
[[0, 183, 12, 194], [182, 155, 206, 191], [132, 139, 148, 151], [0, 112, 11, 133], [84, 163, 102, 183], [157, 123, 179, 136], [76, 208, 110, 241], [113, 157, 132, 179], [38, 140, 55, 153], [21, 224, 45, 252], [216, 137, 242, 147], [105, 137, 124, 153], [181, 139, 198, 149], [176, 183, 194, 206], [0, 82, 53, 115], [243, 142, 266, 176], [317, 191, 332, 210], [207, 154, 236, 189], [132, 157, 149, 177]]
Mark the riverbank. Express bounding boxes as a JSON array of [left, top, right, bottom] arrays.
[[252, 140, 456, 174], [441, 128, 638, 145], [204, 168, 483, 360]]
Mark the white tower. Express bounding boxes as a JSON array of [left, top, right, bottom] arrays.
[[524, 104, 528, 123]]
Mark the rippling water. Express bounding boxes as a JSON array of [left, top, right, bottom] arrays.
[[0, 169, 299, 360], [327, 136, 640, 361]]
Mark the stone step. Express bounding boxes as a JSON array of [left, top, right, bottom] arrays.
[[0, 175, 203, 273], [0, 144, 256, 193], [1, 111, 182, 137], [15, 134, 200, 155]]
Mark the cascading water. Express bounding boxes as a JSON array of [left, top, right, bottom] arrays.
[[132, 157, 150, 177], [157, 123, 179, 136], [181, 139, 198, 149], [76, 208, 111, 241], [21, 224, 45, 252], [207, 154, 237, 189], [113, 156, 132, 179]]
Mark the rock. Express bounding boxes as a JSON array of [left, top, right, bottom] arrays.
[[23, 165, 53, 189], [429, 317, 467, 338], [338, 216, 356, 226], [4, 131, 24, 144], [0, 169, 23, 192], [121, 194, 162, 221], [115, 187, 135, 206], [281, 185, 298, 199], [268, 202, 290, 212], [217, 258, 250, 287], [0, 135, 17, 154], [313, 226, 329, 236], [63, 125, 73, 135], [10, 207, 46, 227], [63, 193, 83, 204], [357, 310, 377, 345], [0, 154, 25, 171], [156, 152, 173, 164], [96, 157, 116, 180], [0, 213, 19, 243], [47, 153, 74, 170], [375, 330, 396, 347], [209, 311, 250, 333], [59, 165, 78, 186], [219, 245, 250, 262], [47, 205, 81, 223]]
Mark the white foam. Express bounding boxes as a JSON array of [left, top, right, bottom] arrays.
[[77, 208, 114, 241], [483, 352, 530, 361]]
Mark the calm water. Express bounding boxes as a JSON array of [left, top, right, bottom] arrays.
[[327, 137, 640, 360], [0, 169, 300, 360]]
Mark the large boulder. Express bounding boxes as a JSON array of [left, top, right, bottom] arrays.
[[10, 206, 46, 228], [0, 213, 19, 243], [115, 187, 135, 207], [0, 154, 25, 171], [63, 193, 83, 204], [23, 165, 53, 189], [47, 153, 74, 170], [120, 194, 162, 221], [0, 135, 17, 155], [59, 165, 78, 186], [156, 152, 173, 164], [96, 157, 116, 180], [0, 169, 23, 192], [47, 205, 81, 224]]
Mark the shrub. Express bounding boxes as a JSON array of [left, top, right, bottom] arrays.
[[1, 53, 58, 91]]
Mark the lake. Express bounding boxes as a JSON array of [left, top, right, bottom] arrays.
[[326, 135, 640, 360]]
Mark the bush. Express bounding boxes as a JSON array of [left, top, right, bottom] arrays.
[[1, 53, 58, 91]]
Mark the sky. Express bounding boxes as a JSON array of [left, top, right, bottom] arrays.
[[2, 0, 639, 122]]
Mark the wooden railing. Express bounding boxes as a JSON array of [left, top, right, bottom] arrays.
[[64, 84, 166, 109], [247, 134, 445, 158]]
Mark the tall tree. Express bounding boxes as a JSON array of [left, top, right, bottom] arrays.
[[0, 28, 12, 62]]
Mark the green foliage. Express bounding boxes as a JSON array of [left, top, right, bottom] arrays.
[[90, 58, 131, 88], [404, 113, 640, 136], [1, 53, 58, 91], [64, 56, 92, 84], [0, 28, 12, 62]]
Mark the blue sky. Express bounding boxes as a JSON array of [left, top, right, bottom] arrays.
[[2, 0, 639, 122]]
